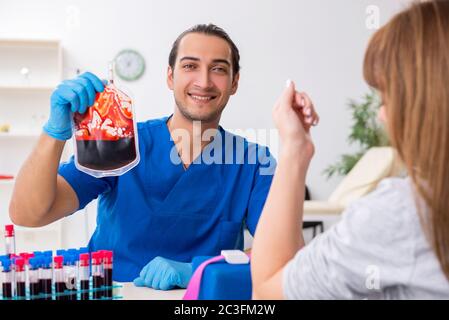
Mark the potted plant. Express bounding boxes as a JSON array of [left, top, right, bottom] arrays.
[[324, 90, 390, 179]]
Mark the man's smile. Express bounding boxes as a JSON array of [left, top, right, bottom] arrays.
[[187, 92, 218, 103]]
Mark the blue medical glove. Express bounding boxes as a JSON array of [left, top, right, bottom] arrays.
[[133, 256, 193, 290], [43, 72, 105, 141]]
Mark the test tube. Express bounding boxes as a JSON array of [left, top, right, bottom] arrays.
[[19, 252, 34, 289], [73, 252, 81, 300], [10, 254, 19, 296], [28, 257, 40, 300], [14, 257, 26, 300], [65, 254, 77, 300], [54, 256, 66, 300], [4, 225, 16, 258], [79, 253, 90, 300], [32, 253, 44, 300], [103, 251, 113, 299], [40, 256, 52, 300], [62, 254, 69, 300], [1, 259, 13, 299], [91, 252, 103, 300]]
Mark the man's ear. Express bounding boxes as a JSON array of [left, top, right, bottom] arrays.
[[167, 66, 174, 90], [231, 72, 240, 95]]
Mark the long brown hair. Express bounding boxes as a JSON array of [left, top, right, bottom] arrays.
[[364, 0, 449, 280]]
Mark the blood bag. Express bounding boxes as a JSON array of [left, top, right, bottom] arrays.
[[72, 64, 140, 177]]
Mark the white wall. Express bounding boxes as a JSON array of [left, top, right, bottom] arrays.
[[0, 0, 411, 202]]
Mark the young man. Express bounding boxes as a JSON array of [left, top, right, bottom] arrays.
[[10, 24, 277, 290]]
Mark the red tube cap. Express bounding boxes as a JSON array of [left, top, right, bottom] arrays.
[[79, 253, 90, 267], [91, 252, 103, 265], [15, 257, 25, 272], [53, 256, 64, 269], [19, 253, 34, 265], [4, 224, 14, 237], [103, 251, 113, 264]]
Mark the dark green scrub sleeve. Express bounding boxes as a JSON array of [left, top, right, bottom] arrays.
[[58, 156, 117, 210]]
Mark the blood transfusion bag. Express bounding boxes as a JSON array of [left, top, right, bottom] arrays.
[[72, 64, 140, 177]]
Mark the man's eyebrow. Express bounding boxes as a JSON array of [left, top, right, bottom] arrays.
[[179, 56, 231, 66], [179, 56, 200, 62], [212, 59, 231, 67]]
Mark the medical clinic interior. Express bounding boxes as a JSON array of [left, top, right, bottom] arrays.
[[1, 0, 448, 302]]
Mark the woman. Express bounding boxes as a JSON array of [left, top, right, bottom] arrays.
[[252, 0, 449, 299]]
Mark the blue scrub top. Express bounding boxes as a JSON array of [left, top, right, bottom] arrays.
[[58, 116, 276, 281]]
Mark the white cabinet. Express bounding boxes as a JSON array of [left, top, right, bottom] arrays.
[[0, 39, 78, 254], [0, 39, 61, 136], [0, 39, 62, 88]]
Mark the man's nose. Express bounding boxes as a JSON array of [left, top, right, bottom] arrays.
[[194, 69, 213, 89]]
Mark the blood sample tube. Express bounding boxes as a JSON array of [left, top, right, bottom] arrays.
[[54, 256, 66, 300], [103, 251, 113, 299], [79, 253, 90, 300], [1, 259, 13, 299], [19, 252, 34, 289], [65, 254, 77, 300], [28, 257, 41, 300], [14, 257, 26, 300], [4, 225, 16, 258], [92, 252, 103, 300], [73, 253, 81, 300], [10, 254, 19, 296], [40, 256, 52, 300]]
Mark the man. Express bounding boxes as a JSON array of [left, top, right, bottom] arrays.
[[9, 24, 276, 290]]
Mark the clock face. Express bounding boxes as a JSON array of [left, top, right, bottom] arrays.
[[114, 49, 145, 81]]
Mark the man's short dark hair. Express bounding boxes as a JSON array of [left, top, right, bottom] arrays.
[[168, 24, 241, 78]]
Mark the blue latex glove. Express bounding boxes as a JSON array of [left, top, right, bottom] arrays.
[[43, 72, 105, 141], [133, 257, 193, 290]]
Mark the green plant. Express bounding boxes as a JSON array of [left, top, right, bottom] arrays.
[[324, 90, 390, 179]]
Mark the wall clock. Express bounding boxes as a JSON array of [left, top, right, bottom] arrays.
[[114, 49, 146, 81]]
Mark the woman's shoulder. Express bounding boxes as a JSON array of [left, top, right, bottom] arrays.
[[353, 177, 415, 209], [356, 177, 416, 211], [341, 177, 419, 237]]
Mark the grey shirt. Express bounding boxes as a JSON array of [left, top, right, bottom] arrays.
[[283, 177, 449, 299]]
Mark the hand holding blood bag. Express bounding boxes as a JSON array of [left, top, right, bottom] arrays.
[[72, 76, 140, 177]]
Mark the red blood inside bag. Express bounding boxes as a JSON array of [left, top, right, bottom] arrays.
[[73, 84, 138, 173]]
